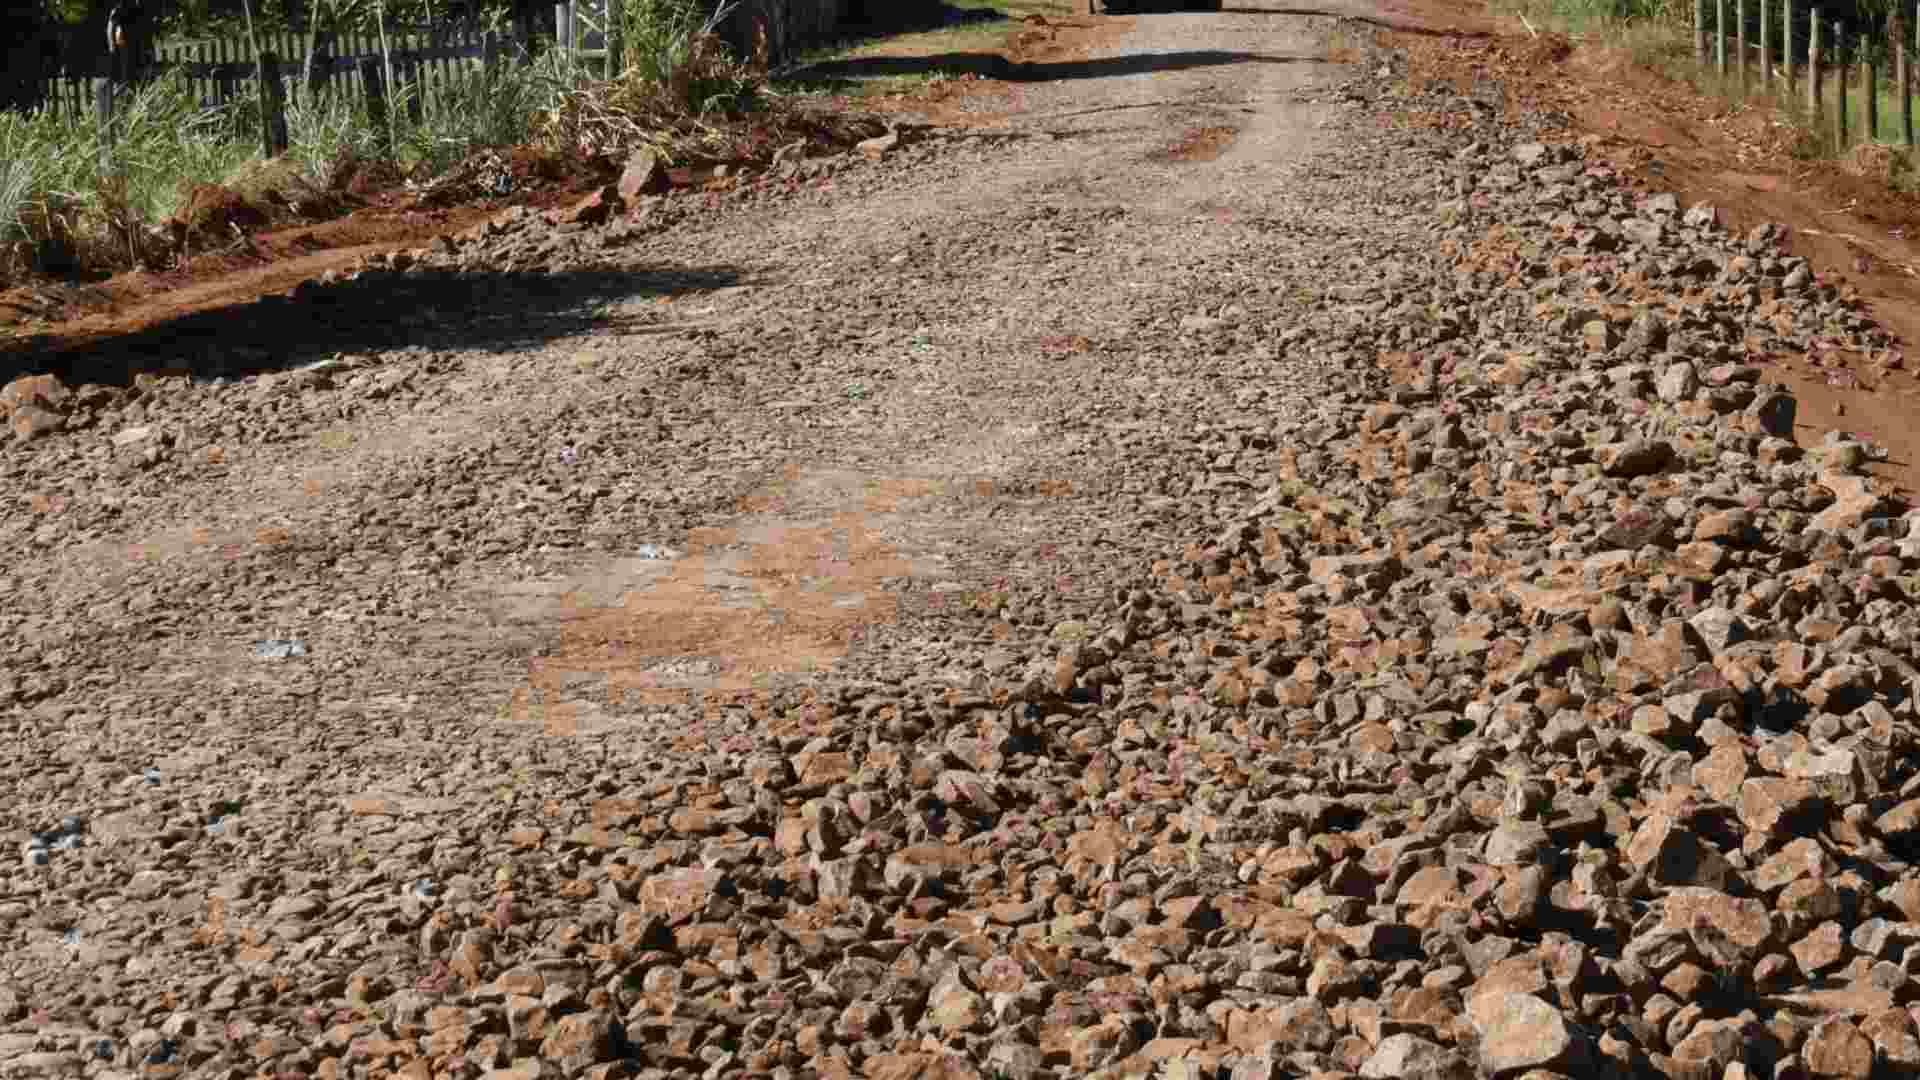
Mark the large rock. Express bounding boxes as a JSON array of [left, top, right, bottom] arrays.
[[1595, 439, 1675, 477], [9, 405, 64, 441], [1625, 811, 1734, 889], [539, 1010, 614, 1072], [1360, 1034, 1473, 1080], [1468, 993, 1587, 1076], [637, 867, 725, 922], [1656, 361, 1698, 403], [618, 146, 669, 198], [1659, 888, 1774, 952], [1802, 1016, 1874, 1078], [0, 373, 69, 416], [1810, 473, 1890, 532]]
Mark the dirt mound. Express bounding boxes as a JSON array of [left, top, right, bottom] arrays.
[[168, 184, 273, 248], [335, 155, 404, 200], [1840, 142, 1899, 183], [410, 149, 526, 209], [1516, 30, 1573, 67]]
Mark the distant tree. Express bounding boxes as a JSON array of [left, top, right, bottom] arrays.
[[1, 2, 61, 115]]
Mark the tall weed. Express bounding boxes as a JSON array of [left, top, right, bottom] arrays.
[[3, 2, 771, 288], [1, 70, 255, 278], [621, 0, 755, 114]]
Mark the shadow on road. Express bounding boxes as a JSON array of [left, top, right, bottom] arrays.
[[838, 0, 1003, 32], [776, 0, 1003, 62], [1, 263, 747, 389], [1220, 5, 1496, 36], [788, 48, 1329, 87]]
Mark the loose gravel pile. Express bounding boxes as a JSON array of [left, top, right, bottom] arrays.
[[2, 13, 1918, 1080]]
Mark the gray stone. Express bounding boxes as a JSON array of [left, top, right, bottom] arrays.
[[1656, 361, 1699, 403], [1468, 993, 1588, 1076], [1596, 439, 1676, 477], [1361, 1034, 1474, 1080]]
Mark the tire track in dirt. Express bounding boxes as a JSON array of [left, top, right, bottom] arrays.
[[459, 6, 1346, 732]]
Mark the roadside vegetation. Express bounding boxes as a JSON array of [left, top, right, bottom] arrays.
[[0, 0, 765, 289], [1492, 0, 1917, 190]]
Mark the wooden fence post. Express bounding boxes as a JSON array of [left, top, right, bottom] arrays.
[[1717, 0, 1728, 75], [555, 1, 571, 69], [1759, 0, 1769, 88], [309, 35, 330, 103], [1901, 16, 1915, 147], [256, 49, 281, 157], [1783, 0, 1795, 96], [1696, 0, 1708, 63], [1736, 0, 1747, 87], [1827, 20, 1843, 145], [404, 53, 423, 127], [1809, 12, 1820, 116], [359, 56, 392, 160], [607, 0, 623, 79], [483, 28, 501, 81], [1865, 42, 1877, 143], [92, 77, 114, 173], [1834, 21, 1847, 145]]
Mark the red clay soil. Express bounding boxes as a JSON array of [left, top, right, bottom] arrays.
[[0, 148, 612, 367], [1381, 10, 1920, 498], [1154, 124, 1240, 162]]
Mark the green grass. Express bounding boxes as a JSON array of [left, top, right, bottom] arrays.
[[1833, 72, 1919, 147], [1685, 62, 1918, 190], [0, 70, 261, 277], [4, 0, 1079, 285], [1, 0, 778, 288], [1490, 0, 1691, 64], [0, 47, 568, 286]]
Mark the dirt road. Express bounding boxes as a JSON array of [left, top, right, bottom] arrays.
[[5, 5, 1920, 1079], [8, 9, 1343, 734]]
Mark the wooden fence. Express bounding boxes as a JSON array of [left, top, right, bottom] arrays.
[[28, 18, 517, 127], [31, 3, 618, 163], [28, 0, 855, 163], [1696, 0, 1917, 148], [150, 21, 514, 112], [29, 0, 852, 122], [34, 19, 506, 116]]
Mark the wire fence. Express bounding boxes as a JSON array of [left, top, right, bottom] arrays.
[[1695, 0, 1917, 147]]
